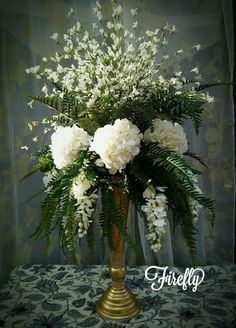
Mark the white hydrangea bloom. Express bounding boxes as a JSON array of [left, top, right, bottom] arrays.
[[50, 125, 92, 169], [70, 172, 98, 238], [141, 186, 168, 252], [144, 118, 188, 154], [90, 118, 143, 174]]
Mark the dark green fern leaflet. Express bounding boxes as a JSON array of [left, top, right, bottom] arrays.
[[30, 151, 89, 259], [100, 187, 142, 256], [30, 92, 86, 121]]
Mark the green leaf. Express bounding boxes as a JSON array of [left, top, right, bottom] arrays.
[[20, 165, 41, 181], [77, 118, 100, 135], [85, 169, 96, 181]]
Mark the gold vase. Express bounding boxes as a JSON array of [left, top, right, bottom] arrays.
[[96, 186, 140, 321]]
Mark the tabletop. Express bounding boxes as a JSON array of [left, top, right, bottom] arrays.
[[0, 264, 236, 327]]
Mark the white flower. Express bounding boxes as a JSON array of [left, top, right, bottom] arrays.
[[27, 100, 35, 109], [20, 145, 29, 151], [50, 33, 59, 42], [162, 55, 169, 60], [113, 5, 122, 17], [191, 67, 199, 74], [96, 1, 101, 9], [90, 118, 143, 174], [68, 8, 74, 17], [141, 187, 168, 252], [42, 84, 48, 95], [69, 171, 98, 238], [133, 21, 138, 29], [50, 125, 92, 169], [176, 49, 183, 54], [143, 187, 155, 199], [144, 118, 188, 154], [193, 44, 201, 51], [107, 21, 113, 29], [205, 92, 214, 103], [97, 11, 102, 21], [130, 8, 137, 17], [175, 71, 182, 77], [44, 128, 51, 134], [189, 197, 202, 223], [26, 65, 40, 74], [71, 174, 93, 201], [188, 175, 203, 222]]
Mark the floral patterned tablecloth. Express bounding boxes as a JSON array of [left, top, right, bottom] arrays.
[[0, 265, 236, 327]]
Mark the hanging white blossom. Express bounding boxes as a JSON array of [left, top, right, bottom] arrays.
[[90, 118, 143, 174], [71, 173, 94, 201], [141, 186, 168, 252], [70, 172, 98, 237], [144, 118, 188, 154], [50, 125, 92, 169], [188, 172, 203, 222]]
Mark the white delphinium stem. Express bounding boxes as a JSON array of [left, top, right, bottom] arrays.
[[70, 172, 98, 238], [141, 186, 168, 252], [189, 198, 203, 223], [188, 172, 203, 223]]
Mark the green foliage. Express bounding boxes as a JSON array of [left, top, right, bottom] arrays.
[[25, 67, 218, 266], [99, 187, 142, 257], [195, 82, 230, 92], [124, 141, 215, 262], [31, 92, 81, 119], [21, 154, 53, 181], [104, 84, 206, 134], [77, 118, 101, 135], [30, 151, 91, 260], [142, 142, 215, 220]]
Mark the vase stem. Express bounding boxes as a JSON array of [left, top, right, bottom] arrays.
[[96, 186, 140, 321], [109, 188, 128, 288]]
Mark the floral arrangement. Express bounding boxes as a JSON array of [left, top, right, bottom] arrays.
[[24, 1, 215, 264]]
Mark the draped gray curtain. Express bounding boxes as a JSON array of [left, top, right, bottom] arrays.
[[0, 0, 234, 285]]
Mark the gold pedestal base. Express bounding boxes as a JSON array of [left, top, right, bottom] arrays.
[[96, 285, 140, 321]]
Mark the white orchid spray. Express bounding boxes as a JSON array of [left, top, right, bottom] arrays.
[[23, 1, 216, 263], [141, 187, 168, 252]]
